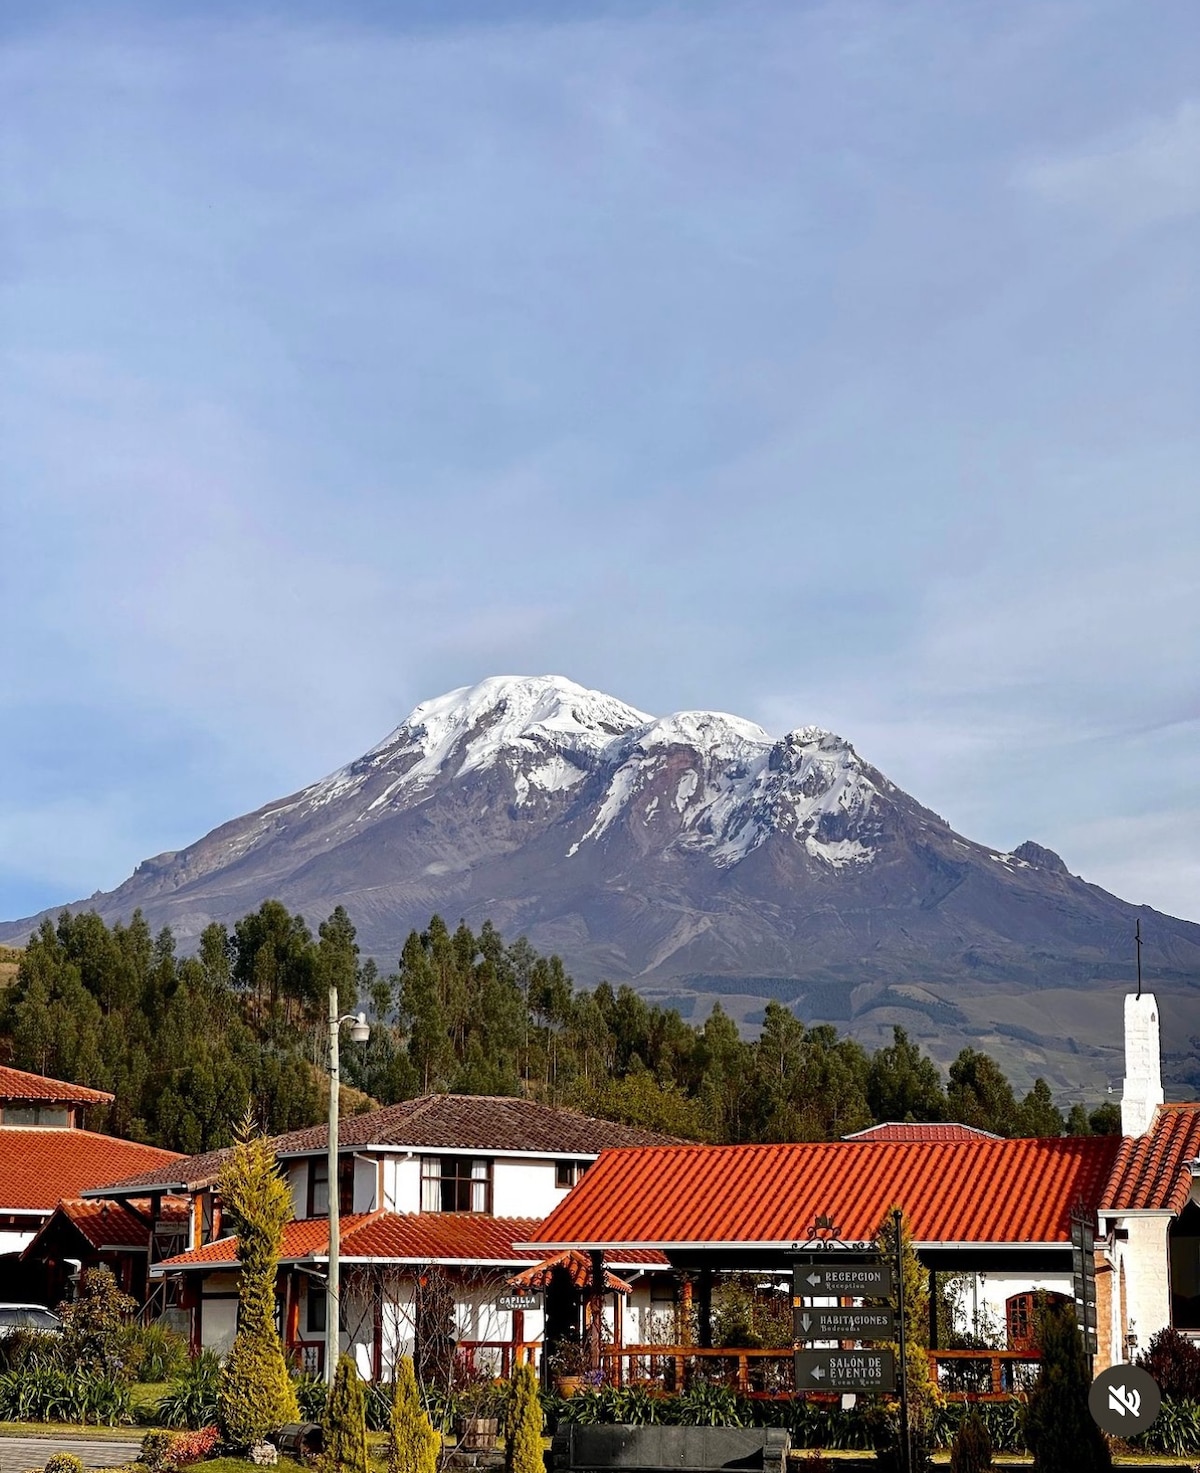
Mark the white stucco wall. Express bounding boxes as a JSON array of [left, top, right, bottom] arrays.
[[493, 1159, 569, 1219], [946, 1271, 1074, 1342], [0, 1224, 39, 1256], [1116, 1215, 1173, 1351], [354, 1155, 379, 1213]]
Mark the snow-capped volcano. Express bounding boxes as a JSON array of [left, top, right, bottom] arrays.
[[5, 674, 1200, 1095]]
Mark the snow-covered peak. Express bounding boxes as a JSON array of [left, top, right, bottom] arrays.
[[397, 674, 649, 773], [304, 676, 649, 811], [635, 710, 771, 758]]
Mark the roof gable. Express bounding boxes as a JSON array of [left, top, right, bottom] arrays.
[[0, 1130, 183, 1212], [0, 1065, 113, 1107], [1102, 1104, 1200, 1213]]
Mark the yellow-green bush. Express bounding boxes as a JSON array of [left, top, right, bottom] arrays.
[[387, 1356, 439, 1473], [505, 1362, 542, 1473], [322, 1355, 368, 1473]]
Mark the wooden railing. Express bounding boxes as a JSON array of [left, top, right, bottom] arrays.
[[601, 1344, 1042, 1401], [455, 1339, 541, 1378], [926, 1349, 1041, 1400]]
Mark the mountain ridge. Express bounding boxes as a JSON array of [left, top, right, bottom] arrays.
[[5, 675, 1199, 1095]]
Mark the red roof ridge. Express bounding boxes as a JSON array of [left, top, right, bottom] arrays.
[[0, 1065, 114, 1106]]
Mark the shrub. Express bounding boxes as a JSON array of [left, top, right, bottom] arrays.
[[0, 1327, 63, 1373], [139, 1431, 174, 1472], [165, 1426, 220, 1466], [215, 1131, 300, 1447], [1024, 1302, 1111, 1472], [57, 1267, 137, 1380], [121, 1323, 189, 1384], [292, 1370, 328, 1423], [387, 1355, 439, 1473], [43, 1456, 84, 1473], [506, 1362, 542, 1473], [0, 1365, 133, 1424], [323, 1354, 368, 1473], [949, 1410, 994, 1473], [1137, 1327, 1200, 1401], [158, 1353, 221, 1430]]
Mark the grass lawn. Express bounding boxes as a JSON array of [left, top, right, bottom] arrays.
[[0, 1424, 142, 1439]]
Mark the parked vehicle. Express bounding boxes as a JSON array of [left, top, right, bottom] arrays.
[[0, 1303, 62, 1336]]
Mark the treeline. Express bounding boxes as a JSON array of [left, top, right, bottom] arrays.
[[0, 904, 1118, 1152]]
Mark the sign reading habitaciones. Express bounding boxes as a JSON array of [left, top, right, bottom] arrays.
[[791, 1252, 897, 1395]]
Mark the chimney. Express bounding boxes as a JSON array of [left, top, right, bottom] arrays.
[[1121, 992, 1164, 1137]]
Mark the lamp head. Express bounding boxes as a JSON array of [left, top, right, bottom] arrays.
[[349, 1012, 370, 1044]]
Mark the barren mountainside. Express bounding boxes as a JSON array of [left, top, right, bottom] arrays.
[[6, 675, 1199, 1095]]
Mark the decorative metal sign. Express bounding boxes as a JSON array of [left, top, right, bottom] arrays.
[[793, 1306, 896, 1341], [794, 1348, 896, 1392]]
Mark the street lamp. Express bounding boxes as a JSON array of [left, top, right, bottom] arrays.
[[326, 985, 369, 1384]]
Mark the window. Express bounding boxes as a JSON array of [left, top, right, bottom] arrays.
[[2, 1105, 69, 1127], [307, 1157, 354, 1217], [420, 1156, 493, 1213], [306, 1286, 344, 1335], [555, 1160, 591, 1189]]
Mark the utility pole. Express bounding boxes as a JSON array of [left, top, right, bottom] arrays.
[[326, 987, 369, 1385], [894, 1207, 911, 1473]]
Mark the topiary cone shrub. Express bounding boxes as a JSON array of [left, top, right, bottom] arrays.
[[214, 1128, 301, 1448], [949, 1409, 994, 1473], [387, 1355, 440, 1473], [322, 1354, 369, 1473], [1024, 1301, 1111, 1472], [505, 1361, 543, 1473]]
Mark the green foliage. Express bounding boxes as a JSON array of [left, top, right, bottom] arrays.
[[139, 1430, 174, 1471], [2, 906, 1090, 1150], [216, 1130, 300, 1448], [1024, 1302, 1111, 1472], [0, 1364, 133, 1423], [158, 1352, 221, 1429], [43, 1455, 85, 1473], [322, 1355, 368, 1473], [387, 1357, 440, 1473], [57, 1265, 137, 1379], [872, 1207, 935, 1473], [949, 1410, 994, 1473], [505, 1362, 543, 1473], [119, 1323, 189, 1383], [1136, 1325, 1200, 1400]]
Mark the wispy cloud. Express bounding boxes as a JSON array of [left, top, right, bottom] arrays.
[[1020, 100, 1200, 229]]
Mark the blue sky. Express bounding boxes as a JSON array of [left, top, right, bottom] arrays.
[[2, 0, 1197, 926]]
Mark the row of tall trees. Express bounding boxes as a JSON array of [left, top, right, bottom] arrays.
[[0, 904, 1117, 1152]]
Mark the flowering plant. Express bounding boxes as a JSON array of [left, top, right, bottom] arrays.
[[166, 1425, 220, 1466]]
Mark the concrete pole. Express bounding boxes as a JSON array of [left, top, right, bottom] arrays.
[[326, 981, 340, 1385]]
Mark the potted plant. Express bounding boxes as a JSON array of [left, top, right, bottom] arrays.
[[548, 1339, 587, 1398], [452, 1361, 502, 1450]]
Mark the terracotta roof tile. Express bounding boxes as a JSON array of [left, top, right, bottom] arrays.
[[1102, 1104, 1200, 1213], [82, 1145, 232, 1196], [271, 1095, 680, 1157], [22, 1196, 189, 1257], [0, 1130, 184, 1212], [843, 1123, 1003, 1142], [157, 1212, 670, 1273], [0, 1066, 113, 1106], [94, 1095, 677, 1198], [526, 1137, 1123, 1249]]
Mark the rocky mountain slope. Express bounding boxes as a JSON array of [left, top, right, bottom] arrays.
[[6, 675, 1199, 1095]]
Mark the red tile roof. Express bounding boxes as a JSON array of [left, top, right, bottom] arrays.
[[509, 1249, 635, 1294], [0, 1066, 113, 1106], [22, 1197, 189, 1258], [525, 1136, 1123, 1249], [0, 1129, 184, 1212], [92, 1094, 678, 1198], [158, 1213, 670, 1273], [271, 1094, 681, 1157], [843, 1123, 1002, 1142], [1102, 1104, 1200, 1213]]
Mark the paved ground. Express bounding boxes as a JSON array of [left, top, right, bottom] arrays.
[[0, 1436, 142, 1471]]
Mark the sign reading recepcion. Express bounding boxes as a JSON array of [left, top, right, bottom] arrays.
[[792, 1260, 893, 1299]]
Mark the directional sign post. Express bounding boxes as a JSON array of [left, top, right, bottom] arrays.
[[794, 1349, 896, 1393], [792, 1260, 893, 1299], [794, 1306, 896, 1341], [1072, 1214, 1098, 1359]]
